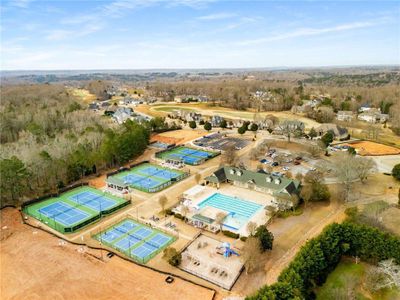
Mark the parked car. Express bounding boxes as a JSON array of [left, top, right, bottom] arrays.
[[310, 167, 317, 171], [260, 159, 270, 164], [294, 161, 301, 165], [295, 156, 302, 160], [272, 171, 283, 177], [282, 166, 290, 171], [271, 162, 279, 167]]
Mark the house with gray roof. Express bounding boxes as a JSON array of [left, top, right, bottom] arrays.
[[315, 123, 349, 140], [205, 166, 301, 205]]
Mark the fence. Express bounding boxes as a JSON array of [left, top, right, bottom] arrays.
[[92, 217, 177, 264], [22, 193, 131, 234]]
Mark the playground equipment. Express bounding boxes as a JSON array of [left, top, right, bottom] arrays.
[[220, 242, 239, 258]]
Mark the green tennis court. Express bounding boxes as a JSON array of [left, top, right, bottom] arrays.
[[94, 218, 176, 263], [23, 186, 130, 233]]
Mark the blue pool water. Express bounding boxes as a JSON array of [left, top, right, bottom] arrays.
[[198, 193, 262, 230]]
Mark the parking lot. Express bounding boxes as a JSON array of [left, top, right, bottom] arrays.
[[258, 147, 320, 177], [194, 133, 251, 151]]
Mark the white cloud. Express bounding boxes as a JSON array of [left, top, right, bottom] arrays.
[[197, 12, 236, 20], [9, 0, 33, 8], [236, 21, 384, 46]]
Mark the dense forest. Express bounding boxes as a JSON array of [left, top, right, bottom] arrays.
[[0, 84, 150, 207]]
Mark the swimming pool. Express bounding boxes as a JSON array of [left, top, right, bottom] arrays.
[[198, 193, 263, 230]]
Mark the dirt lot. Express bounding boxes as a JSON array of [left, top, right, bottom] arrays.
[[343, 141, 400, 156], [151, 129, 208, 145], [0, 208, 215, 300]]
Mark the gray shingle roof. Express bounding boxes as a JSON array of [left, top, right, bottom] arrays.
[[205, 166, 300, 196]]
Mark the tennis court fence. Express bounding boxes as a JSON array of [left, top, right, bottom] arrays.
[[22, 194, 131, 234], [93, 218, 176, 264]]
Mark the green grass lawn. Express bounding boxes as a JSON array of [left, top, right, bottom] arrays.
[[316, 260, 400, 300]]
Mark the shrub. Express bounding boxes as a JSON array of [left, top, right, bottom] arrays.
[[165, 208, 174, 216], [162, 247, 182, 267], [254, 225, 274, 252], [174, 213, 184, 220], [222, 230, 240, 239], [392, 163, 400, 180], [240, 236, 248, 242]]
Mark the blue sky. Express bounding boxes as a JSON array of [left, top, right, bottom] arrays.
[[1, 0, 399, 70]]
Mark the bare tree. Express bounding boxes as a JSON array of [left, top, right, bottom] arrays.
[[354, 156, 376, 183], [377, 259, 400, 289], [181, 205, 190, 221], [215, 212, 227, 231], [365, 259, 400, 292], [158, 195, 168, 214], [194, 173, 201, 184], [246, 221, 257, 236], [241, 237, 262, 274], [307, 142, 324, 158], [221, 145, 238, 166], [277, 120, 305, 143], [329, 152, 359, 201]]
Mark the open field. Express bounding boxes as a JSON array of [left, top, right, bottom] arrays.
[[381, 207, 400, 236], [151, 129, 208, 145], [343, 141, 400, 156], [0, 208, 215, 300], [137, 103, 321, 129], [316, 259, 400, 300], [69, 88, 97, 104]]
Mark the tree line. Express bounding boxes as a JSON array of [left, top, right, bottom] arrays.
[[0, 84, 151, 207]]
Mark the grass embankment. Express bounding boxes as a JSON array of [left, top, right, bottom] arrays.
[[316, 260, 400, 300]]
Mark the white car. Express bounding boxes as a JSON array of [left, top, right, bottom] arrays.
[[282, 166, 290, 171]]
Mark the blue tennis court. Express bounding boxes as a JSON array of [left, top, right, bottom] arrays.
[[139, 166, 180, 180], [179, 148, 210, 158], [95, 218, 176, 263], [148, 233, 172, 247], [115, 220, 139, 232], [38, 202, 89, 226], [114, 235, 142, 251], [99, 228, 126, 243], [131, 243, 158, 259], [122, 174, 161, 188], [133, 227, 153, 239], [69, 191, 117, 211]]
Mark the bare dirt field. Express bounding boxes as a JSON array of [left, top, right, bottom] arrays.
[[343, 141, 400, 156], [0, 208, 215, 300], [151, 129, 208, 145]]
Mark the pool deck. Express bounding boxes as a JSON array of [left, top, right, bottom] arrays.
[[178, 185, 272, 236]]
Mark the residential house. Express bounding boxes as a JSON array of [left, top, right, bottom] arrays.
[[112, 107, 133, 124], [104, 105, 119, 116], [358, 109, 389, 123], [359, 103, 372, 113], [337, 111, 355, 122], [210, 115, 224, 127], [88, 102, 99, 111], [315, 123, 349, 140]]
